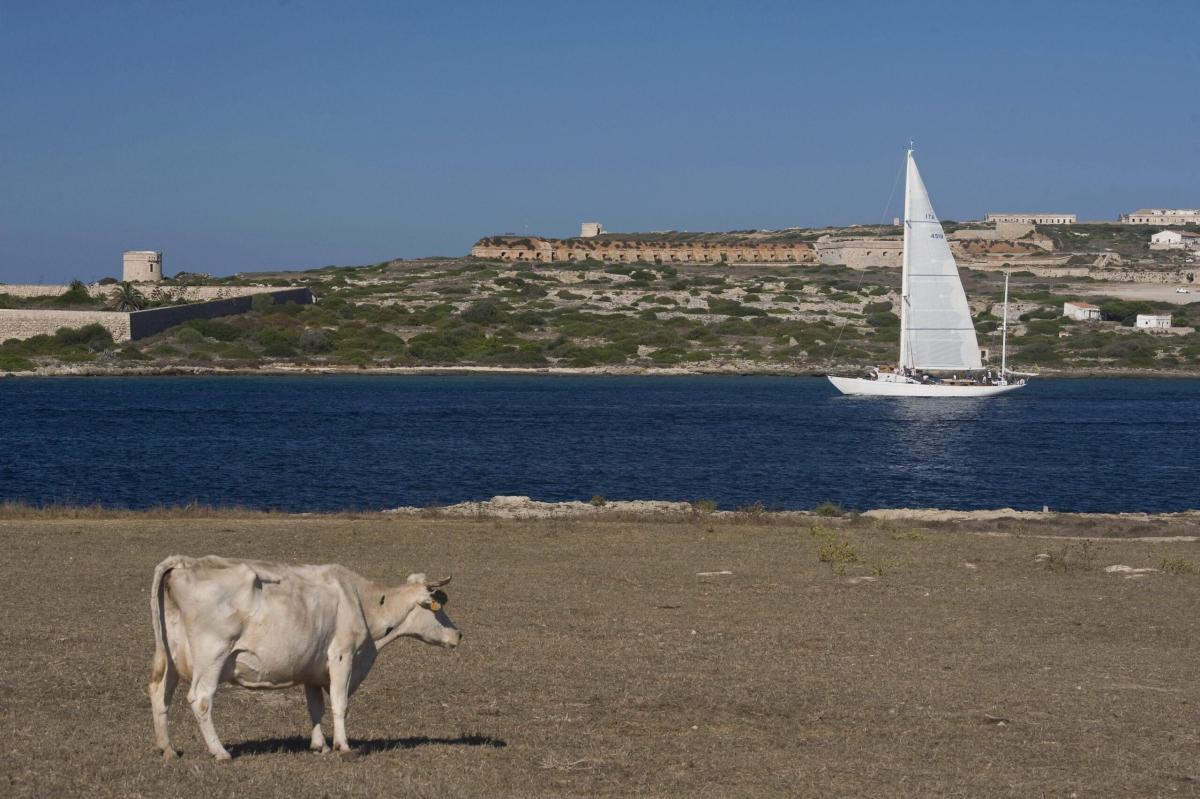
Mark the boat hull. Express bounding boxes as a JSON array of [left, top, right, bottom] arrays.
[[827, 375, 1026, 398]]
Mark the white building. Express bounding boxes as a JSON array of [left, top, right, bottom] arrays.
[[1150, 230, 1200, 251], [122, 250, 163, 282], [985, 213, 1076, 225], [1135, 314, 1172, 329], [1063, 301, 1101, 321], [1120, 208, 1200, 225], [580, 222, 606, 238]]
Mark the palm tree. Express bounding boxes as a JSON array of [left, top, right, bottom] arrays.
[[110, 281, 147, 312]]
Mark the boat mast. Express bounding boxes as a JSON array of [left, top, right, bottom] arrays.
[[898, 143, 913, 372], [1000, 271, 1010, 382]]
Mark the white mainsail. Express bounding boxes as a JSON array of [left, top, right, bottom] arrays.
[[899, 150, 982, 371]]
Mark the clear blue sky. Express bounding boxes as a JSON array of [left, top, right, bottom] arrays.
[[1, 0, 1196, 282]]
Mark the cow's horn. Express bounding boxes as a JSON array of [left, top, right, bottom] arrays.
[[426, 576, 452, 588]]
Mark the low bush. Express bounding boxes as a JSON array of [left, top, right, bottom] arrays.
[[813, 501, 846, 517], [0, 353, 35, 371]]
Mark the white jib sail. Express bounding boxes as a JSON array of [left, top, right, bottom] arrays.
[[899, 151, 983, 371]]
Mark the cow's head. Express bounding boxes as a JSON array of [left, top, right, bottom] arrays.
[[393, 573, 461, 648]]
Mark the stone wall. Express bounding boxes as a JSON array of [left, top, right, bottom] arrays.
[[814, 238, 903, 268], [0, 283, 281, 301], [0, 310, 131, 342], [471, 236, 817, 265], [128, 287, 313, 339], [0, 287, 313, 343]]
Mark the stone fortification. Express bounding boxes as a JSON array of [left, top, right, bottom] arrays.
[[471, 235, 817, 265], [0, 283, 281, 302], [0, 288, 312, 343], [0, 309, 131, 342], [815, 237, 903, 268], [122, 251, 163, 282], [128, 287, 312, 339]]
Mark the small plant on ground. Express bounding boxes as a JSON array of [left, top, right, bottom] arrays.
[[817, 537, 859, 574], [814, 501, 846, 517], [590, 495, 606, 507], [890, 530, 927, 541], [810, 524, 860, 575], [692, 498, 717, 514], [1160, 555, 1195, 575], [737, 501, 766, 517], [1043, 541, 1098, 573]]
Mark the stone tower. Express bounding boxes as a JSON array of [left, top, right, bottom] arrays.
[[123, 251, 163, 282]]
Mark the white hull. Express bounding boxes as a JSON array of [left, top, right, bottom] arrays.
[[827, 375, 1025, 398]]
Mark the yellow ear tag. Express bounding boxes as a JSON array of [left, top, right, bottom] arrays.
[[429, 601, 441, 612]]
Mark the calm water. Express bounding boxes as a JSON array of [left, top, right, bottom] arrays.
[[0, 375, 1195, 512]]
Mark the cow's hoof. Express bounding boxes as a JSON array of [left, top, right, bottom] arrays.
[[337, 748, 359, 761], [311, 745, 331, 754], [161, 748, 182, 761], [213, 751, 233, 762]]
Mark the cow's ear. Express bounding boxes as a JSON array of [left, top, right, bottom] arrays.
[[406, 573, 427, 585]]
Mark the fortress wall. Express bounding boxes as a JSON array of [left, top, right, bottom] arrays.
[[0, 310, 131, 342], [815, 240, 903, 268], [0, 284, 282, 301], [0, 288, 312, 343], [128, 288, 313, 339], [0, 285, 76, 298], [471, 238, 817, 265]]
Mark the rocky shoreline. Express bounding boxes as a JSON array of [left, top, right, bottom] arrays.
[[385, 494, 1198, 524], [6, 362, 1200, 379]]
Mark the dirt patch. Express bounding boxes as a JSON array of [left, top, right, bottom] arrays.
[[3, 513, 1200, 797]]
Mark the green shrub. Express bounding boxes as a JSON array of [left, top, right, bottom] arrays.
[[182, 318, 241, 341], [53, 279, 94, 305], [298, 329, 333, 353], [262, 341, 298, 358], [866, 311, 900, 328], [813, 501, 846, 517], [1018, 307, 1058, 321], [461, 299, 512, 325], [0, 353, 35, 371], [172, 327, 206, 346], [117, 346, 151, 361], [817, 537, 859, 568], [708, 298, 765, 317], [1100, 299, 1158, 326], [54, 324, 115, 352]]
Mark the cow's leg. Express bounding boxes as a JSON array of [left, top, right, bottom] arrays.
[[149, 647, 180, 759], [328, 656, 354, 753], [187, 651, 232, 760], [304, 685, 330, 753]]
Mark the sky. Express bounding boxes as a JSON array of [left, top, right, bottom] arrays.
[[1, 0, 1197, 282]]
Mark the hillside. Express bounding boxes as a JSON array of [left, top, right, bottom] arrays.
[[3, 248, 1199, 376]]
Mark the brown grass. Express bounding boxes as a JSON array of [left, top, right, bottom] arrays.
[[2, 513, 1200, 797]]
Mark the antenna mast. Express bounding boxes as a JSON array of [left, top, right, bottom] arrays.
[[1000, 271, 1010, 383]]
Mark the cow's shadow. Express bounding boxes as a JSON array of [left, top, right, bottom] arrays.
[[229, 733, 506, 758]]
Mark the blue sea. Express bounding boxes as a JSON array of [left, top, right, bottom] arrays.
[[0, 375, 1195, 513]]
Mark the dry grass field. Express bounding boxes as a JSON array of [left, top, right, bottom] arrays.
[[3, 510, 1200, 797]]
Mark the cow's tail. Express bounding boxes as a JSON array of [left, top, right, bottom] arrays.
[[150, 556, 188, 684]]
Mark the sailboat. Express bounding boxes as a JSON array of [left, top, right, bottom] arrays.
[[828, 147, 1027, 398]]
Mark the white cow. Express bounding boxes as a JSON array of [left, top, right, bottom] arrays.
[[149, 554, 461, 760]]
